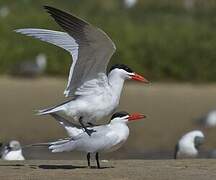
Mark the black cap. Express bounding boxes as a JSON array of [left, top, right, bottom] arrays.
[[109, 64, 133, 73], [111, 111, 129, 120]]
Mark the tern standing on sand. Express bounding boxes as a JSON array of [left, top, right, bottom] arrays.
[[35, 112, 145, 168], [174, 130, 204, 159], [1, 140, 25, 161], [16, 6, 148, 135]]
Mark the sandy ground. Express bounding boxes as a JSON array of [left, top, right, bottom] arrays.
[[0, 160, 216, 180], [0, 77, 216, 159]]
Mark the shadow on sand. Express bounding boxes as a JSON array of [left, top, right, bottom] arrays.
[[38, 164, 114, 170], [0, 164, 24, 167]]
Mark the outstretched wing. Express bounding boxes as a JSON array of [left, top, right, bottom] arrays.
[[16, 6, 116, 97]]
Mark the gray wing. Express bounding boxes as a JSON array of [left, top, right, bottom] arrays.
[[74, 73, 109, 96], [16, 6, 116, 97], [49, 125, 119, 152], [50, 113, 84, 137], [71, 125, 112, 140]]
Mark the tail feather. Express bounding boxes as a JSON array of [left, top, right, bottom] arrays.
[[49, 140, 76, 153], [24, 138, 71, 149], [37, 107, 58, 115], [36, 105, 64, 115], [36, 99, 72, 115]]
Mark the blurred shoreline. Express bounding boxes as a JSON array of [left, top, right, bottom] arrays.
[[0, 76, 216, 159]]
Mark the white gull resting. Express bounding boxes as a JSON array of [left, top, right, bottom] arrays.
[[1, 140, 25, 161], [174, 130, 204, 159], [15, 6, 149, 135], [37, 112, 145, 168], [197, 110, 216, 128]]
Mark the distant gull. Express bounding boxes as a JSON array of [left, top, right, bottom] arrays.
[[1, 140, 25, 160], [196, 110, 216, 128], [123, 0, 137, 8], [10, 53, 47, 77], [174, 130, 204, 159], [0, 6, 10, 18]]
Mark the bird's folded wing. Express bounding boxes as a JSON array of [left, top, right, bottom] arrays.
[[50, 113, 84, 137], [16, 6, 116, 97], [74, 73, 109, 96]]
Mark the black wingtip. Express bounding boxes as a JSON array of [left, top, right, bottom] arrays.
[[43, 5, 53, 11], [43, 5, 60, 14], [43, 5, 56, 14]]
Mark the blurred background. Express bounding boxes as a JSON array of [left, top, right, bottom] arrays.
[[1, 0, 216, 160]]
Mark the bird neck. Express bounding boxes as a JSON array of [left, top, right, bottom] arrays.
[[110, 121, 129, 140], [108, 71, 126, 97]]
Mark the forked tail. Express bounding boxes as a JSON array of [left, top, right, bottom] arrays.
[[25, 138, 76, 153], [36, 99, 72, 115]]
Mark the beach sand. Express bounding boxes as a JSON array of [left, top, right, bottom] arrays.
[[0, 159, 216, 180]]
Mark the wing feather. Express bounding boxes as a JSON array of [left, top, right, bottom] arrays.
[[16, 6, 116, 97], [44, 6, 116, 97]]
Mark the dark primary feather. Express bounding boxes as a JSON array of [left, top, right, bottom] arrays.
[[50, 113, 82, 129], [43, 6, 116, 97], [44, 6, 89, 44]]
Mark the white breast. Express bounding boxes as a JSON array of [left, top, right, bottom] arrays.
[[2, 150, 25, 161]]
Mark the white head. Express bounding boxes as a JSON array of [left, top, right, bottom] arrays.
[[36, 53, 47, 70], [109, 64, 149, 83], [7, 140, 22, 151], [175, 130, 204, 159], [110, 111, 146, 124], [2, 140, 25, 161], [205, 111, 216, 127]]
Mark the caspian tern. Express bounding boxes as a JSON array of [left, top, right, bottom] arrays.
[[15, 6, 148, 135], [174, 130, 204, 159], [38, 111, 145, 168], [1, 140, 25, 161]]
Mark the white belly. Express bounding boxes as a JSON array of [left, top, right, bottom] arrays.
[[2, 151, 25, 161], [64, 92, 119, 124]]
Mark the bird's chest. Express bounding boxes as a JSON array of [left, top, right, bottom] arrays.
[[104, 124, 129, 152], [84, 92, 119, 119], [3, 151, 24, 160], [178, 145, 197, 158]]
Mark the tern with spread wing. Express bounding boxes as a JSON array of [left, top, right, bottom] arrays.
[[35, 112, 145, 168], [15, 6, 148, 135]]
